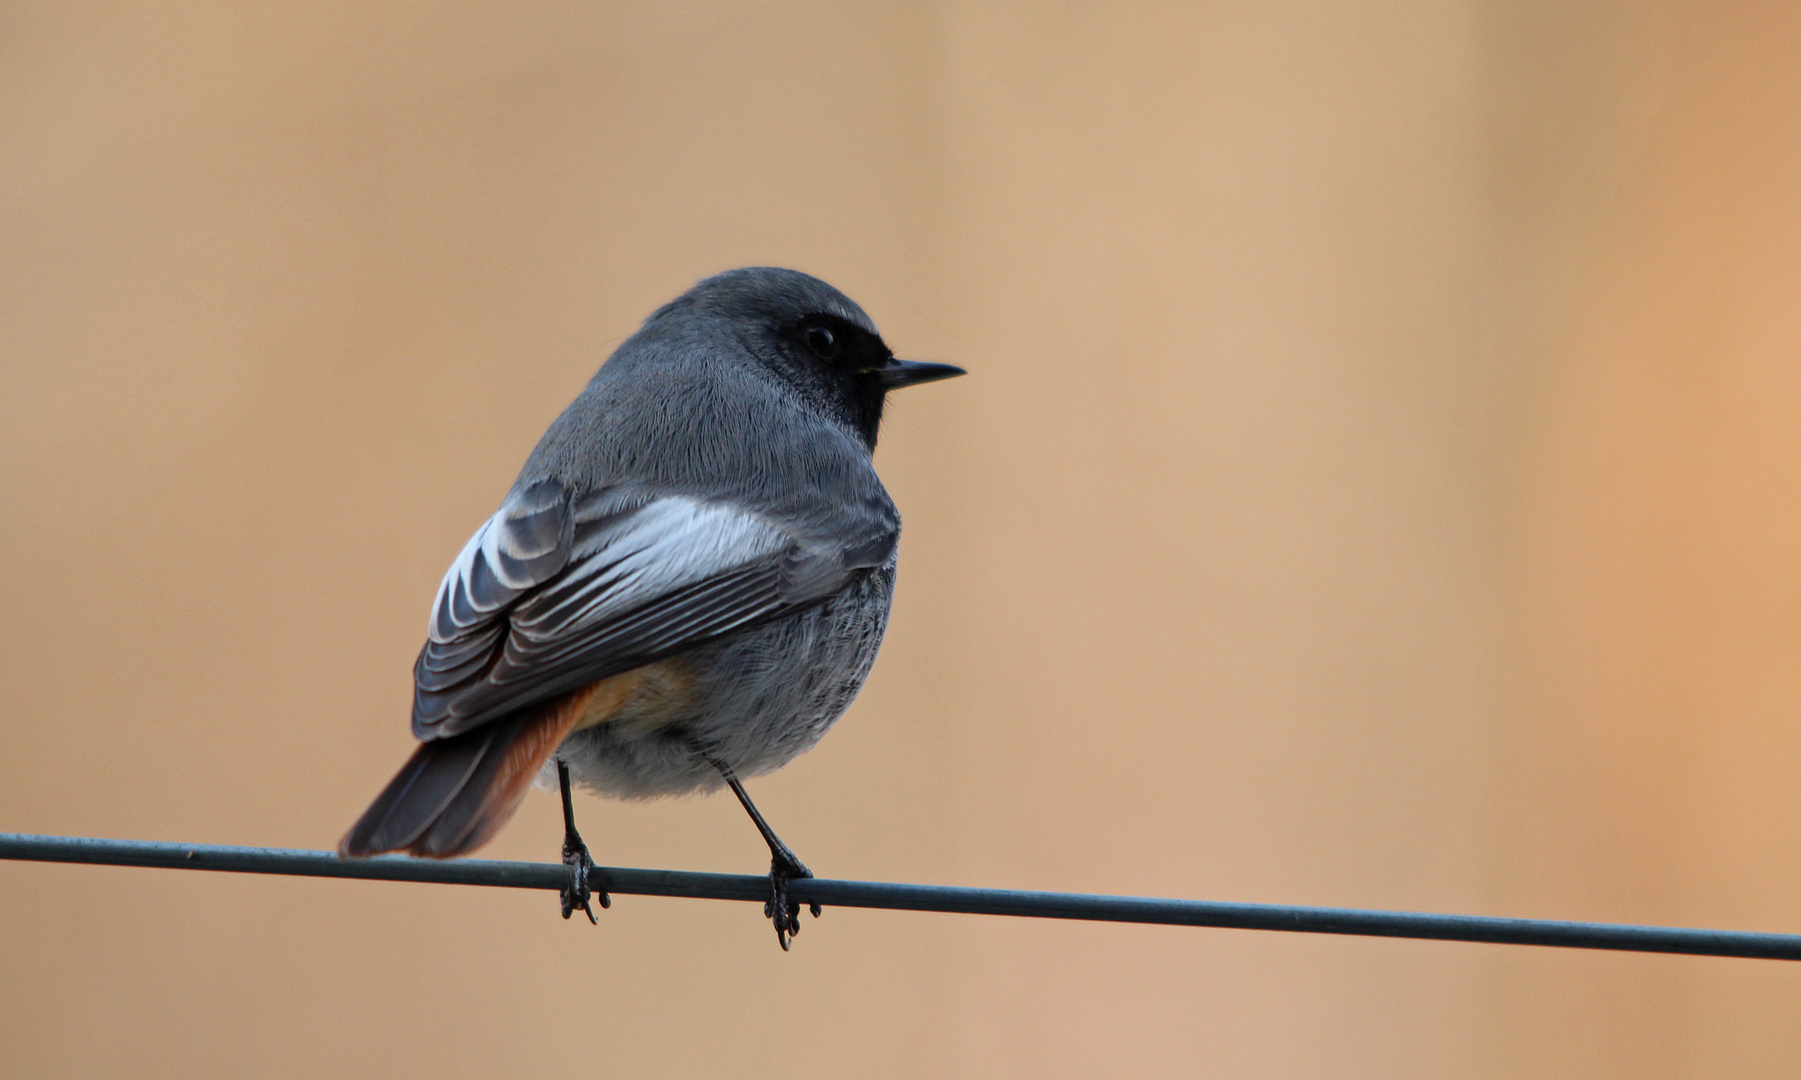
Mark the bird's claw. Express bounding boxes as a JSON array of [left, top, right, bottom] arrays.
[[766, 853, 819, 950], [561, 832, 607, 923]]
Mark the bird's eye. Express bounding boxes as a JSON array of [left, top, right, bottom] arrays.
[[803, 325, 840, 360]]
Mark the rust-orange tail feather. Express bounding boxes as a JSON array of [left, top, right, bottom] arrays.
[[339, 688, 595, 859]]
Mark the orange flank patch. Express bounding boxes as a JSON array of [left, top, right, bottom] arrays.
[[574, 658, 700, 735], [571, 668, 645, 730]]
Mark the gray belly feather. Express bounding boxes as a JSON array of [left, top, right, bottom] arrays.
[[551, 564, 895, 799]]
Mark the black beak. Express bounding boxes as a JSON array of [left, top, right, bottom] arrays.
[[874, 358, 967, 389]]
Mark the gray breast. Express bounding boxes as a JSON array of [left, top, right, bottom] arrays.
[[554, 564, 896, 799]]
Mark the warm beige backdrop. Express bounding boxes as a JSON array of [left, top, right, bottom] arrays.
[[4, 3, 1800, 1077]]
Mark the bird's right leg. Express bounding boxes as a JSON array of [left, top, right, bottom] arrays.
[[697, 752, 820, 950]]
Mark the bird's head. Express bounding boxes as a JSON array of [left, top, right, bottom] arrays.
[[652, 267, 964, 449]]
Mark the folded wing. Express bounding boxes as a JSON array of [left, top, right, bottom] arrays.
[[411, 478, 894, 740]]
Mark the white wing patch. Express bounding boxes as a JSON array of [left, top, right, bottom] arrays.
[[429, 479, 572, 644], [511, 497, 787, 644]]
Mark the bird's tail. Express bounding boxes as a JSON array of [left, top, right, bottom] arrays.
[[339, 689, 594, 859]]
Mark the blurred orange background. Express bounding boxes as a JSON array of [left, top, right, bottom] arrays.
[[4, 3, 1800, 1076]]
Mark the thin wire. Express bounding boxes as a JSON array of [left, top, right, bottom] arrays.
[[4, 831, 1799, 961]]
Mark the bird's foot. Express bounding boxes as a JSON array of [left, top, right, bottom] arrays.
[[765, 851, 822, 951], [561, 827, 608, 923]]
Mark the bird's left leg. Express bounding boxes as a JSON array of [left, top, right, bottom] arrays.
[[558, 759, 607, 923], [701, 754, 820, 950]]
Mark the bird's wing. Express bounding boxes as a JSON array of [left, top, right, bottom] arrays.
[[411, 478, 895, 739]]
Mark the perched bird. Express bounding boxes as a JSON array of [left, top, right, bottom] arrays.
[[339, 267, 963, 947]]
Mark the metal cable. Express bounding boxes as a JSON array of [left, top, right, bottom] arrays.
[[4, 832, 1798, 960]]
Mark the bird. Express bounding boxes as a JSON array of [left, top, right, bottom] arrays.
[[338, 267, 963, 947]]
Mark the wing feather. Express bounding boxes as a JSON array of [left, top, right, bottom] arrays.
[[411, 478, 891, 739]]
